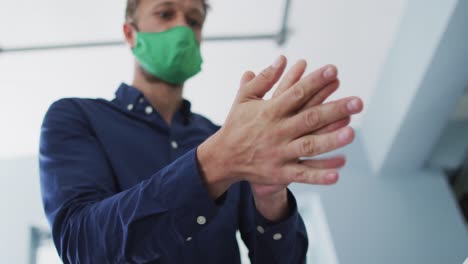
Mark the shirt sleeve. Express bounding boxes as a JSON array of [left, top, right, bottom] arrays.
[[39, 99, 224, 264], [238, 182, 309, 264]]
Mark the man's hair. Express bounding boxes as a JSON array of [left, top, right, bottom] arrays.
[[125, 0, 210, 22]]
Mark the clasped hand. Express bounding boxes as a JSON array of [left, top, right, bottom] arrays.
[[197, 55, 363, 217]]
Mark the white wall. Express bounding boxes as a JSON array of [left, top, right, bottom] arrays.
[[361, 0, 468, 173], [0, 157, 46, 264], [0, 0, 406, 158], [293, 134, 468, 264]]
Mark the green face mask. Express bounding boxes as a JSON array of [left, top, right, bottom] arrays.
[[132, 26, 203, 85]]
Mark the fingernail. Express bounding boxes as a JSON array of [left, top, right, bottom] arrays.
[[338, 129, 350, 142], [347, 99, 361, 113], [323, 66, 336, 79], [326, 172, 338, 182], [297, 59, 307, 66], [272, 56, 282, 68]]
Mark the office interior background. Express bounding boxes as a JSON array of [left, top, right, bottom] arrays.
[[0, 0, 467, 263]]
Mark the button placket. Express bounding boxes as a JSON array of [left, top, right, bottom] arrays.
[[145, 106, 153, 115], [257, 225, 265, 234], [171, 140, 179, 149], [196, 216, 207, 225], [168, 128, 178, 161], [273, 233, 283, 240]]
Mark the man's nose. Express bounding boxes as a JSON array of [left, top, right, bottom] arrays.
[[172, 12, 189, 28]]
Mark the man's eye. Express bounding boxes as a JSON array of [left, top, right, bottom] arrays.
[[156, 10, 174, 19], [187, 18, 201, 27]]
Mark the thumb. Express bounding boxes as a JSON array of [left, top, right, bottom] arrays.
[[240, 71, 256, 86], [233, 71, 256, 104], [237, 55, 287, 101]]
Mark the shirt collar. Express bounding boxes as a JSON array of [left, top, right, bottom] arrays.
[[115, 82, 193, 124], [115, 83, 141, 107]]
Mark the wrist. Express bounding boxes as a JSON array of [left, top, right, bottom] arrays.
[[197, 130, 239, 198], [253, 188, 289, 222]]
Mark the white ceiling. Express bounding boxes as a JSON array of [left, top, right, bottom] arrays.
[[0, 0, 286, 47], [0, 0, 407, 158]]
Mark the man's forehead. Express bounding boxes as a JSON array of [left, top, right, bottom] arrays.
[[140, 0, 205, 13]]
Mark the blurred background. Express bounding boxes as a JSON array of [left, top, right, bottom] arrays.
[[0, 0, 467, 263]]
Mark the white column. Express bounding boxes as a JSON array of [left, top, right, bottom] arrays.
[[361, 0, 468, 173]]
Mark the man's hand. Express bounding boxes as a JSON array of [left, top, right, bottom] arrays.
[[249, 57, 360, 220], [197, 56, 363, 208]]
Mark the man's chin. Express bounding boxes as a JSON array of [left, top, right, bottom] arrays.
[[139, 66, 184, 87], [140, 66, 164, 84]]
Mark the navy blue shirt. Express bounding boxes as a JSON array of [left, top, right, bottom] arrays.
[[39, 83, 308, 264]]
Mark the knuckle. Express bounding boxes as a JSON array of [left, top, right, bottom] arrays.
[[293, 83, 305, 100], [317, 137, 329, 154], [300, 137, 316, 155], [258, 68, 273, 82], [309, 170, 320, 183], [305, 109, 320, 128], [294, 169, 307, 182]]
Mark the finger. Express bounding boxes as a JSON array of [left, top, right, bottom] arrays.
[[238, 55, 287, 101], [234, 71, 257, 103], [272, 59, 307, 98], [240, 71, 256, 86], [300, 156, 346, 169], [302, 79, 340, 108], [281, 164, 339, 185], [272, 64, 338, 116], [314, 116, 351, 135], [282, 96, 362, 138], [286, 126, 355, 159]]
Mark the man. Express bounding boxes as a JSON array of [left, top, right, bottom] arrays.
[[39, 0, 363, 263]]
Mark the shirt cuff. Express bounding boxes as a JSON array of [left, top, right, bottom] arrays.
[[158, 148, 227, 242], [253, 189, 300, 246]]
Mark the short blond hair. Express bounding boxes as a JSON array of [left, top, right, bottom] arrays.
[[125, 0, 210, 22]]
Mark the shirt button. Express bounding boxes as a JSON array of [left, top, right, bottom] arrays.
[[171, 141, 178, 149], [186, 236, 192, 242], [273, 233, 283, 240], [139, 98, 145, 103], [145, 106, 153, 115], [127, 104, 134, 111], [257, 226, 265, 234], [196, 216, 207, 225]]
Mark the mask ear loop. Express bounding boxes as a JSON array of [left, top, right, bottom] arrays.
[[130, 21, 139, 32]]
